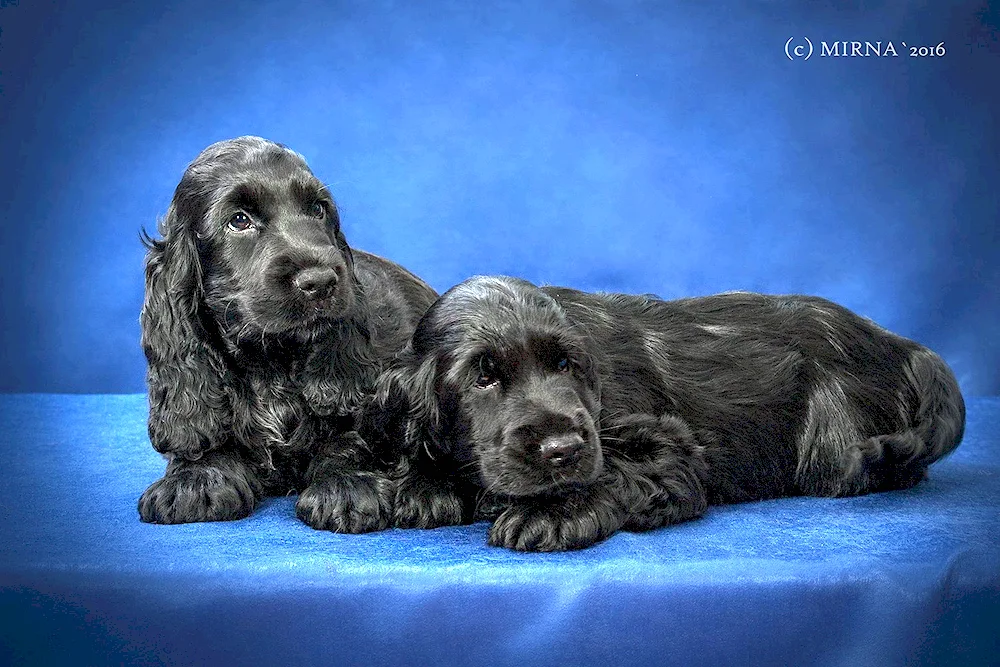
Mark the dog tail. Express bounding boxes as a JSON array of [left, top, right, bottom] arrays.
[[898, 346, 965, 467]]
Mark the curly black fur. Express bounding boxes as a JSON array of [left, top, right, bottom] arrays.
[[138, 136, 436, 531], [378, 276, 966, 551]]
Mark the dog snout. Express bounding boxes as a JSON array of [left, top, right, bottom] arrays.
[[539, 433, 584, 467], [294, 266, 339, 300], [505, 408, 596, 464]]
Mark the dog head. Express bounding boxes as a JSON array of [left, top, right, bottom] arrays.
[[381, 276, 603, 497], [154, 135, 356, 339]]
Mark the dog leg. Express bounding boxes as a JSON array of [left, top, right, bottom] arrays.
[[392, 451, 469, 529], [138, 449, 262, 523], [605, 414, 709, 531], [487, 413, 708, 551], [818, 434, 930, 497], [794, 364, 958, 497], [295, 431, 394, 533]]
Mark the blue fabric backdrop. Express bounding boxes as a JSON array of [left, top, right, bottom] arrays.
[[0, 0, 997, 395]]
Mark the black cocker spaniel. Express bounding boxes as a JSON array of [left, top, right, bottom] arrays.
[[379, 275, 965, 551], [138, 136, 436, 532]]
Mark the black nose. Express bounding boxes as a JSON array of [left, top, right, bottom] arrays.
[[294, 267, 338, 300], [538, 433, 584, 467]]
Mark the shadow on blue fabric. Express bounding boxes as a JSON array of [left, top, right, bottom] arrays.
[[0, 0, 998, 665]]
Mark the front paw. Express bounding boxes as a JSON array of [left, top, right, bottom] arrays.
[[604, 413, 697, 455], [296, 472, 393, 534], [147, 413, 218, 461], [487, 497, 620, 552], [138, 464, 256, 524], [394, 477, 465, 529]]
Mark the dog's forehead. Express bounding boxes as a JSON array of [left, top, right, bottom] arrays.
[[187, 139, 319, 193], [195, 158, 327, 229], [450, 278, 563, 332], [215, 156, 317, 192], [461, 309, 563, 349], [193, 137, 307, 171], [213, 166, 322, 203], [436, 279, 572, 366]]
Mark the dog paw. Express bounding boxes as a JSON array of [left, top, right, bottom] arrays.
[[393, 477, 465, 529], [604, 413, 697, 454], [487, 499, 619, 552], [138, 464, 256, 524], [296, 471, 393, 534]]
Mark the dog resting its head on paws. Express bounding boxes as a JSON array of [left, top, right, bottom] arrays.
[[137, 136, 436, 532], [379, 275, 965, 551]]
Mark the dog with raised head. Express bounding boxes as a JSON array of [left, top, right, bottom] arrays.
[[138, 136, 436, 532], [379, 275, 965, 551]]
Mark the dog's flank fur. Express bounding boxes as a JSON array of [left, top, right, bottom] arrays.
[[379, 276, 965, 551], [137, 136, 436, 531]]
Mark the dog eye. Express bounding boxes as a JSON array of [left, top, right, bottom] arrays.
[[309, 201, 326, 220], [556, 356, 571, 373], [227, 211, 254, 232], [474, 356, 500, 389]]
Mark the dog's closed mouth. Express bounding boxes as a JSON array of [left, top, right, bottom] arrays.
[[311, 296, 337, 312], [550, 452, 603, 489], [305, 293, 347, 319], [545, 472, 599, 495]]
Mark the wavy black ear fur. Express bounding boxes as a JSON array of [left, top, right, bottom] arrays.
[[300, 312, 381, 418], [374, 348, 444, 457], [141, 204, 231, 459]]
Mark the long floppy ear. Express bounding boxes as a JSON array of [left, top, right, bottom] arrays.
[[141, 204, 231, 459], [373, 348, 445, 456]]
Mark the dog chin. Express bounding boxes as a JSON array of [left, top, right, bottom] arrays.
[[282, 287, 357, 328], [238, 298, 353, 339], [304, 295, 352, 321], [483, 449, 605, 498]]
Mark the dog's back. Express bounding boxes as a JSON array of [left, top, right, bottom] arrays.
[[544, 288, 965, 501], [353, 249, 438, 358]]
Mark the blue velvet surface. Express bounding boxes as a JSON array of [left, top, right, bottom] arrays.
[[1, 394, 997, 666]]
